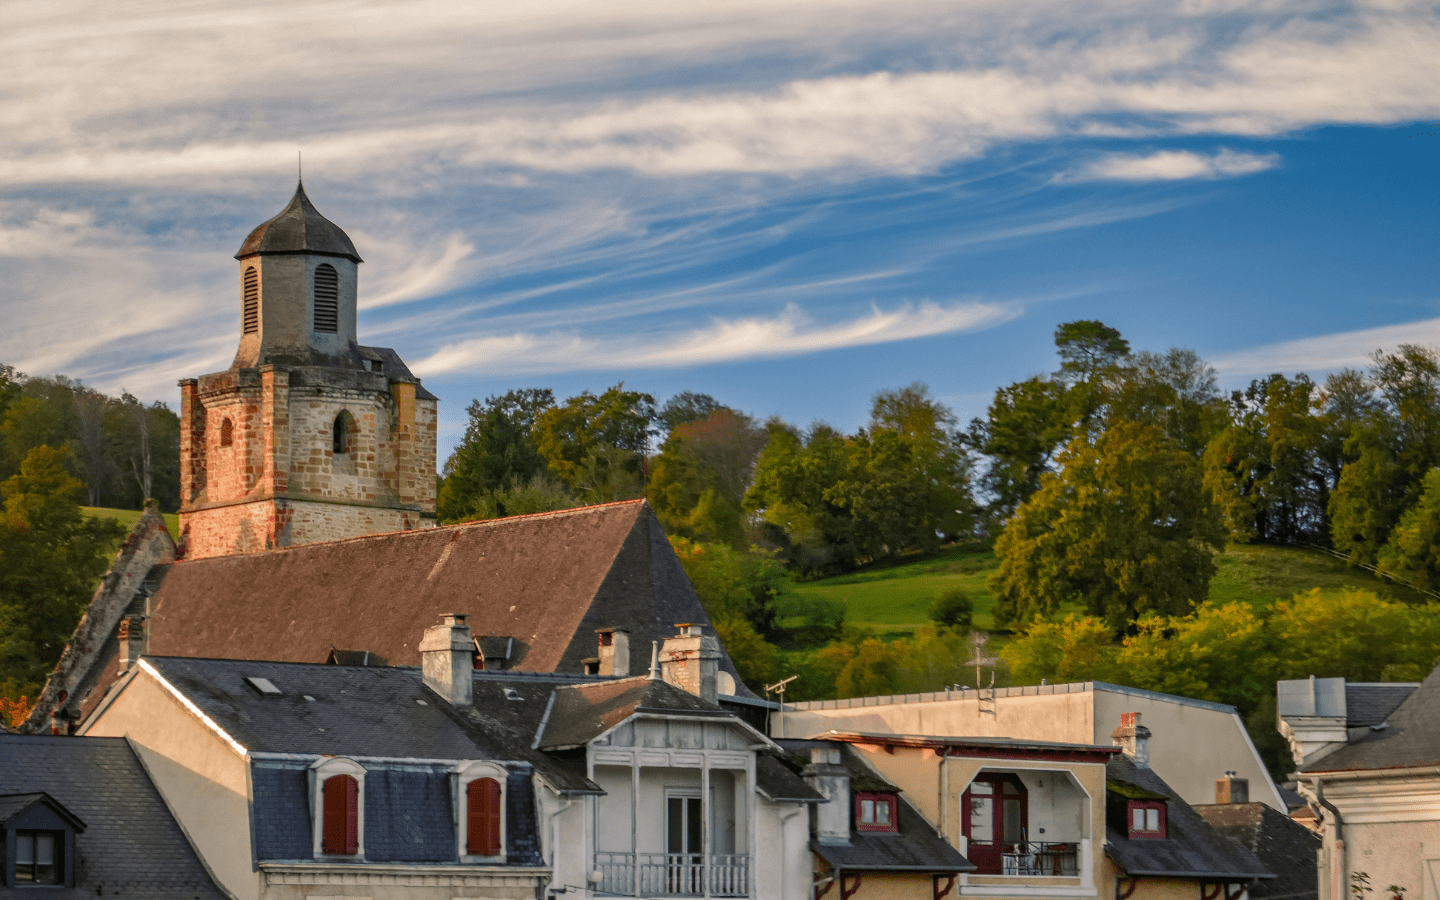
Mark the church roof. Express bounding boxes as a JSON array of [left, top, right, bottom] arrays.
[[236, 181, 363, 262]]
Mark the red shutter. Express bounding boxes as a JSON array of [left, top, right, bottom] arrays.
[[345, 775, 359, 854], [323, 775, 349, 853], [468, 778, 502, 856]]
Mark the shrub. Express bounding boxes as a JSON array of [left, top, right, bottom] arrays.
[[929, 588, 974, 630]]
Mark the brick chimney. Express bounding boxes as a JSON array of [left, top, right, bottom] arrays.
[[803, 746, 851, 845], [1111, 712, 1151, 768], [117, 615, 147, 670], [597, 627, 631, 677], [1215, 771, 1249, 804], [660, 624, 721, 703], [420, 614, 474, 706]]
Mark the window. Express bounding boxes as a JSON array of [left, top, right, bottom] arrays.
[[961, 773, 1028, 874], [455, 762, 507, 861], [855, 792, 897, 832], [314, 263, 339, 333], [332, 411, 354, 455], [667, 792, 704, 895], [1128, 801, 1166, 839], [242, 266, 259, 334], [219, 417, 233, 447], [310, 757, 365, 859], [14, 831, 62, 884]]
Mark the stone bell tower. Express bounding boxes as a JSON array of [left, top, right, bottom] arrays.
[[176, 182, 438, 559]]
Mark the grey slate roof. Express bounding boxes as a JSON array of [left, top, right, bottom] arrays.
[[534, 676, 738, 750], [1343, 682, 1419, 728], [1303, 664, 1440, 773], [0, 733, 228, 899], [139, 656, 598, 794], [755, 756, 824, 803], [1193, 803, 1320, 900], [0, 793, 85, 831], [236, 181, 362, 262], [811, 795, 974, 874], [1106, 755, 1272, 881]]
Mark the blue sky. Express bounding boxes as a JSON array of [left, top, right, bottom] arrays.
[[2, 0, 1437, 461]]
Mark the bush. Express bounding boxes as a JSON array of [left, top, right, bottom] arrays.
[[929, 588, 974, 630]]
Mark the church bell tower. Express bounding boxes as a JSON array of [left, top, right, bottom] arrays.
[[177, 183, 438, 558]]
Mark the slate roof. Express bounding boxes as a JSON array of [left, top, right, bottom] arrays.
[[0, 792, 84, 830], [1106, 755, 1271, 881], [0, 733, 228, 899], [132, 501, 748, 693], [533, 676, 740, 750], [136, 656, 599, 794], [236, 181, 362, 262], [755, 756, 823, 803], [1343, 682, 1418, 728], [775, 739, 899, 793], [1303, 664, 1440, 773], [1194, 803, 1320, 900]]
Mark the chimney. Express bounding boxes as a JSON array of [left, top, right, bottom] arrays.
[[660, 624, 721, 703], [1215, 771, 1249, 804], [803, 746, 851, 845], [420, 614, 474, 706], [117, 615, 147, 669], [597, 627, 631, 677], [1111, 712, 1151, 768]]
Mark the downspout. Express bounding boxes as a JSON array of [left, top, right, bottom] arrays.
[[939, 751, 949, 841], [1312, 777, 1344, 900]]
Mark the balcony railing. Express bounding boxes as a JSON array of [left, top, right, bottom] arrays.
[[594, 852, 750, 897], [1001, 842, 1080, 877]]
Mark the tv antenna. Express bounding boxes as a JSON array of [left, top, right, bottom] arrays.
[[766, 675, 798, 738]]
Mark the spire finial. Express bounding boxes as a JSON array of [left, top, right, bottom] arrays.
[[297, 151, 303, 185]]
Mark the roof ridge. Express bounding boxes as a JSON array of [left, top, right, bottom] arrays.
[[173, 499, 648, 565]]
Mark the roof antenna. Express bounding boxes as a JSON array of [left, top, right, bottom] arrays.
[[297, 151, 303, 185], [648, 641, 660, 681]]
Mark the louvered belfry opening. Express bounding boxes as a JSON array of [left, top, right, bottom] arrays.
[[467, 777, 502, 856], [322, 774, 359, 854], [242, 266, 259, 334], [313, 263, 339, 333]]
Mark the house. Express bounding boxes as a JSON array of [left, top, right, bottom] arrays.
[[1277, 668, 1440, 900], [777, 680, 1285, 812], [799, 712, 1272, 900], [77, 614, 820, 900], [0, 732, 228, 898], [1194, 774, 1321, 900]]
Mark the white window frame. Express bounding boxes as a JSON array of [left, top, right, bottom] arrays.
[[309, 757, 367, 859], [453, 760, 508, 863]]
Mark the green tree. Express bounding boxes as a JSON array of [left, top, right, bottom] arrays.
[[1377, 468, 1440, 592], [535, 384, 656, 504], [658, 392, 724, 432], [0, 446, 125, 695], [1000, 616, 1118, 686], [929, 588, 973, 630], [670, 536, 792, 639], [967, 376, 1071, 521], [1271, 588, 1440, 682], [989, 421, 1225, 628], [746, 421, 858, 572], [711, 615, 776, 689], [438, 388, 556, 522], [648, 406, 765, 547], [1114, 602, 1274, 712], [1109, 348, 1225, 456]]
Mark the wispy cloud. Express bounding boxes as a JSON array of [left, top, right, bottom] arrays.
[[1068, 149, 1280, 181], [1211, 316, 1440, 380], [413, 300, 1017, 376]]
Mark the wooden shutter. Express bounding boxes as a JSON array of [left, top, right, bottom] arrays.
[[314, 264, 339, 333], [242, 266, 259, 334], [323, 774, 358, 854], [468, 777, 502, 856]]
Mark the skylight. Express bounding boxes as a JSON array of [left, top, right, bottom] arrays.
[[245, 676, 282, 695]]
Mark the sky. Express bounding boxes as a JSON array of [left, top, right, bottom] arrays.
[[2, 0, 1438, 461]]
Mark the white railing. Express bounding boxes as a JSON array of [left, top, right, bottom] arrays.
[[594, 852, 749, 897]]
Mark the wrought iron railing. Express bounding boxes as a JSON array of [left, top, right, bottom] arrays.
[[594, 852, 750, 897], [1001, 842, 1080, 876]]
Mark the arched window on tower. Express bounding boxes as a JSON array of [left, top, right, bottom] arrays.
[[332, 410, 354, 455], [219, 418, 234, 447], [314, 263, 339, 333], [242, 266, 259, 334]]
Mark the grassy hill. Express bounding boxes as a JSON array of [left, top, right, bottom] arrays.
[[791, 540, 1426, 637], [81, 506, 180, 542]]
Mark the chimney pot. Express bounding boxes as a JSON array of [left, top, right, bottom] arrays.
[[1215, 773, 1249, 804], [803, 744, 851, 845], [420, 614, 474, 706], [1111, 712, 1152, 768], [596, 627, 631, 677], [660, 623, 721, 702]]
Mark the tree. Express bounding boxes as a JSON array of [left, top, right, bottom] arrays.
[[1108, 348, 1225, 456], [0, 446, 125, 695], [1054, 320, 1131, 385], [967, 376, 1071, 520], [648, 406, 766, 547], [534, 384, 656, 504], [658, 392, 724, 432], [438, 388, 556, 522], [746, 421, 858, 573], [1271, 588, 1440, 683], [1000, 616, 1119, 686], [989, 421, 1225, 628], [1376, 468, 1440, 593], [929, 588, 973, 630], [669, 537, 793, 639]]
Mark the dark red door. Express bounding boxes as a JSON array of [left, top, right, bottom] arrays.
[[961, 774, 1027, 874]]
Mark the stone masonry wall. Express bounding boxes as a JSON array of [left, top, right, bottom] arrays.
[[181, 498, 424, 558]]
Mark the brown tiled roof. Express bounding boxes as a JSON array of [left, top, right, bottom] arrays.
[[133, 500, 749, 691]]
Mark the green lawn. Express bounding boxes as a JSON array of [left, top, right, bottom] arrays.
[[792, 540, 1425, 637], [81, 506, 180, 541]]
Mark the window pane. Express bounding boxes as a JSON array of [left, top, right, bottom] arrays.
[[1003, 799, 1023, 842], [686, 798, 703, 855], [969, 796, 994, 842], [860, 799, 874, 823], [668, 798, 684, 853], [1132, 807, 1144, 830], [17, 834, 34, 865], [1146, 808, 1159, 831], [876, 800, 890, 825], [36, 834, 55, 865]]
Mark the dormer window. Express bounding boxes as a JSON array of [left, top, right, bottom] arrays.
[[309, 758, 365, 859], [14, 831, 62, 884], [454, 761, 507, 862], [1127, 801, 1166, 839], [314, 263, 339, 333], [1, 793, 84, 888], [242, 266, 259, 334], [855, 792, 898, 832]]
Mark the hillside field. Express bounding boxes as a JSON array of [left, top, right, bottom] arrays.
[[82, 507, 181, 543], [789, 540, 1426, 637]]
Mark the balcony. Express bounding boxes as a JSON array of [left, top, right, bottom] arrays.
[[594, 852, 750, 897], [1001, 842, 1079, 877]]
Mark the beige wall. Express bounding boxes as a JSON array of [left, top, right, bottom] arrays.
[[83, 669, 259, 900], [258, 865, 541, 900], [1100, 857, 1217, 900], [832, 870, 938, 900]]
